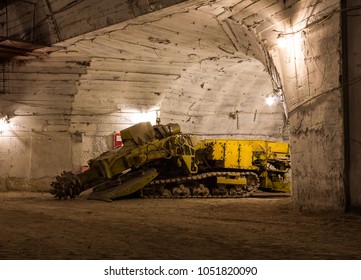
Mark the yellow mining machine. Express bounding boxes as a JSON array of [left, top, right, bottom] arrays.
[[50, 122, 290, 201]]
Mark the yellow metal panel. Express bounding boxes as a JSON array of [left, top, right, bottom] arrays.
[[208, 140, 256, 169], [267, 141, 290, 158], [238, 143, 254, 169], [212, 140, 225, 161], [217, 175, 247, 185], [224, 141, 239, 168], [200, 139, 289, 172], [221, 141, 253, 169]]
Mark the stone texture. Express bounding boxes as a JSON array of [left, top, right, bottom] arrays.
[[0, 0, 350, 211]]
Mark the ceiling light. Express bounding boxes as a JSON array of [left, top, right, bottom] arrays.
[[0, 116, 10, 132], [266, 96, 276, 106]]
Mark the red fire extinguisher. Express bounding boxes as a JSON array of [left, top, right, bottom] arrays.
[[113, 132, 123, 148]]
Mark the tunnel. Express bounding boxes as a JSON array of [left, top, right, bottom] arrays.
[[1, 0, 356, 211], [1, 0, 361, 262]]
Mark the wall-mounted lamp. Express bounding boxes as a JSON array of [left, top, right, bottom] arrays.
[[277, 34, 292, 48], [276, 32, 302, 54], [265, 90, 284, 106], [0, 113, 10, 121], [265, 95, 277, 106], [0, 115, 11, 133]]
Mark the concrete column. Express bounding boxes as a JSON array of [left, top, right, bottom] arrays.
[[273, 5, 345, 211]]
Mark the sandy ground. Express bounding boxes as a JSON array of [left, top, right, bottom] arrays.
[[1, 191, 361, 260]]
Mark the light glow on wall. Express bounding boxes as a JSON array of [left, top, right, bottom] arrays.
[[277, 35, 293, 48], [0, 114, 10, 134], [129, 111, 158, 125], [265, 90, 285, 107], [277, 32, 302, 59], [266, 96, 276, 106], [0, 116, 10, 133]]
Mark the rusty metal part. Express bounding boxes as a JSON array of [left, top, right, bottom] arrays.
[[50, 171, 82, 199]]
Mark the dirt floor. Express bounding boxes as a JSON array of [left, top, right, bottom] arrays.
[[1, 191, 361, 260]]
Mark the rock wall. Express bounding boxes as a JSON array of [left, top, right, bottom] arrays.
[[271, 1, 344, 210], [0, 56, 88, 191], [0, 0, 187, 44]]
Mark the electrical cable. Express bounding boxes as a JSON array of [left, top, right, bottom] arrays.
[[146, 142, 173, 160]]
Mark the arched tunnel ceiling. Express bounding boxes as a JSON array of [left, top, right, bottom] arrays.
[[1, 0, 337, 139], [48, 1, 288, 138]]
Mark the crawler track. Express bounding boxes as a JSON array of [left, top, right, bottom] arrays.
[[142, 171, 259, 199], [51, 170, 259, 200]]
